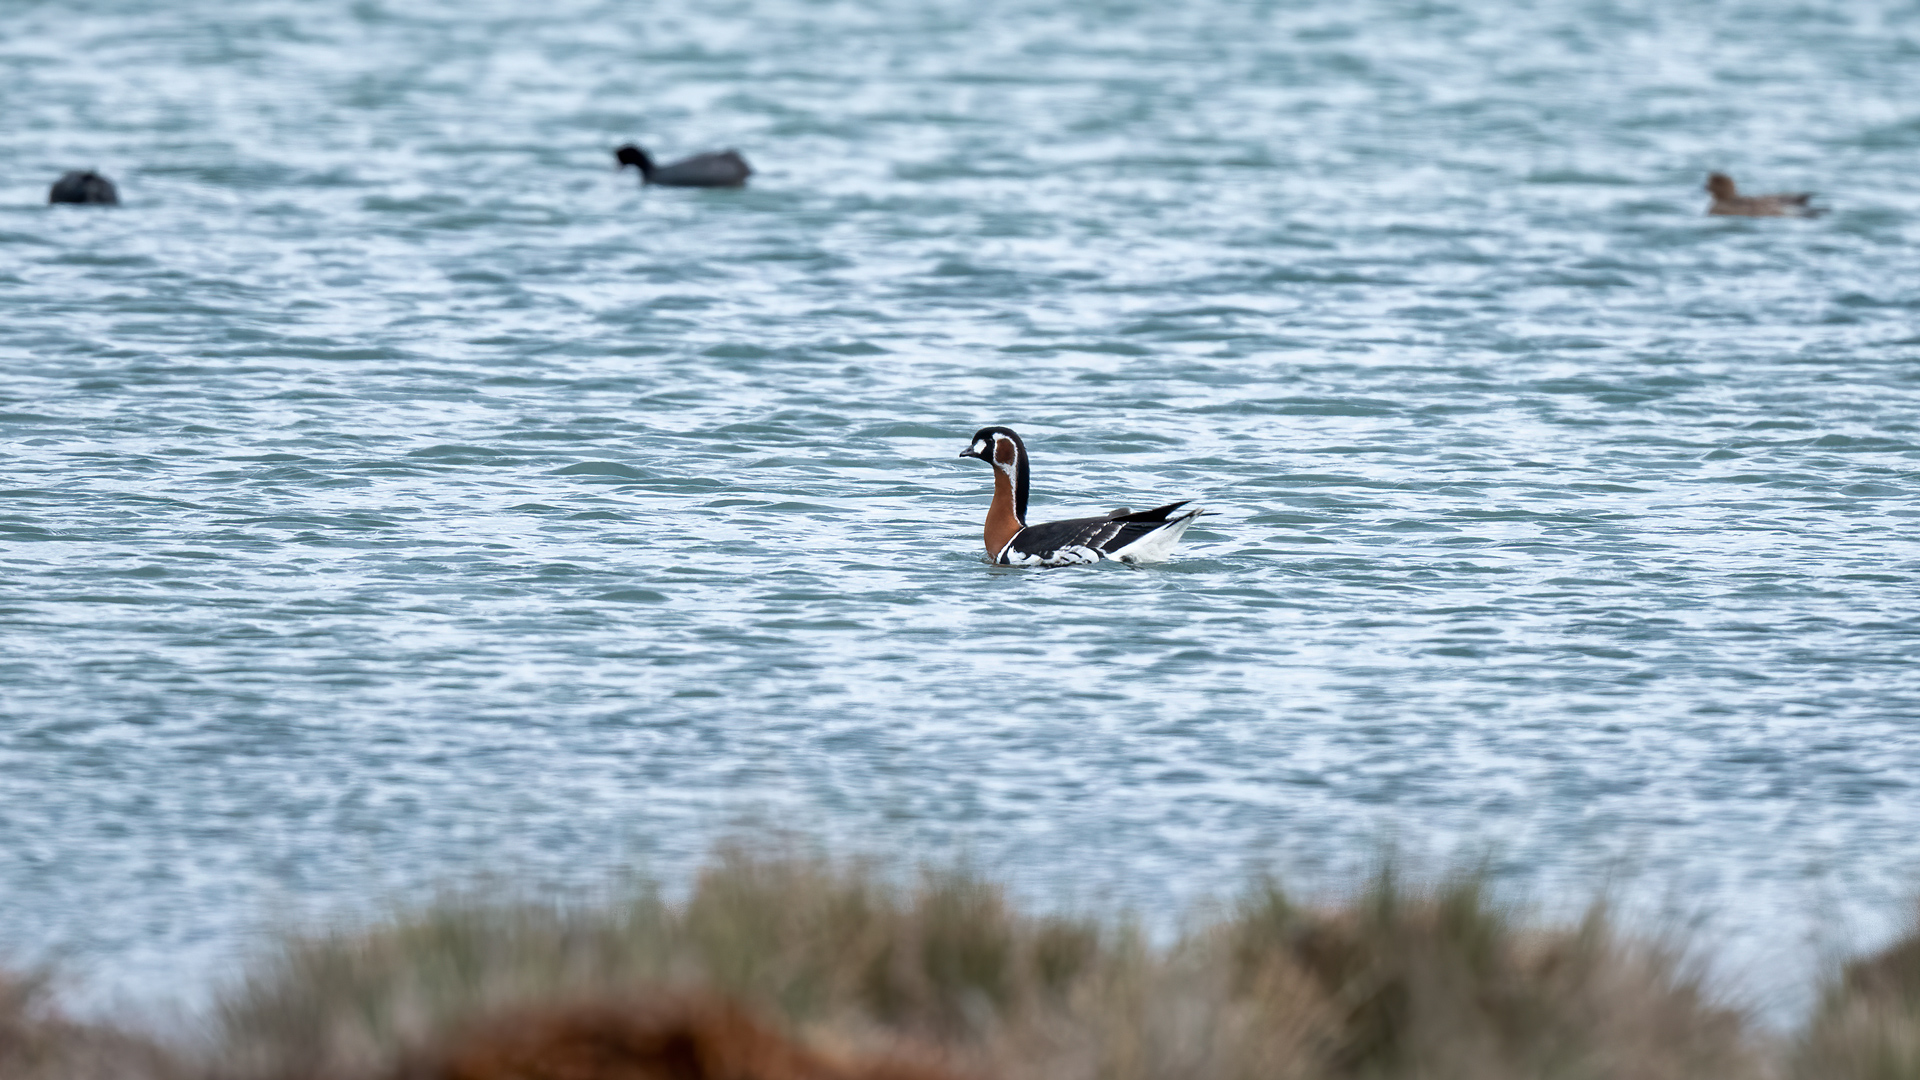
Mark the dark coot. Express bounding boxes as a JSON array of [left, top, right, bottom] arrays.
[[615, 144, 752, 188], [50, 170, 119, 205]]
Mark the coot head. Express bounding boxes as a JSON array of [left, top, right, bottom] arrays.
[[614, 144, 654, 179]]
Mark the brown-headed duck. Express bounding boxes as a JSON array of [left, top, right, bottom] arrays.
[[1705, 172, 1823, 217]]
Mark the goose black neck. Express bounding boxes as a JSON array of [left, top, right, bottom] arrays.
[[999, 430, 1030, 524]]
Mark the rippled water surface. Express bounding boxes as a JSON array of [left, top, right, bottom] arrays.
[[6, 0, 1920, 1017]]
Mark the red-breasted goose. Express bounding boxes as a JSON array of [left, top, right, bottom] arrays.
[[615, 144, 752, 188], [1705, 172, 1823, 217], [958, 426, 1204, 567]]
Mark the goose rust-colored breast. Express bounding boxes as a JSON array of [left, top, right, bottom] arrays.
[[984, 464, 1024, 557]]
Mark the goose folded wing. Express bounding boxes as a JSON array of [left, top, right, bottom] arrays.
[[1009, 500, 1193, 559]]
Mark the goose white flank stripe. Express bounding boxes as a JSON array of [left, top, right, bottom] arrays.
[[957, 426, 1204, 567]]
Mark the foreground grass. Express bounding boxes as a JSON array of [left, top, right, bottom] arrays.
[[6, 848, 1920, 1079], [0, 968, 176, 1080]]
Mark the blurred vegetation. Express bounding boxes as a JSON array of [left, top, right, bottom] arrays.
[[0, 966, 176, 1080], [1794, 906, 1920, 1080], [9, 844, 1920, 1079]]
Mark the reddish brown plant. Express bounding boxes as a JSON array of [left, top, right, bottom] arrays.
[[394, 995, 969, 1080]]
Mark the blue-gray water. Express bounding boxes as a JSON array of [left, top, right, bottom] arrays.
[[5, 0, 1920, 1021]]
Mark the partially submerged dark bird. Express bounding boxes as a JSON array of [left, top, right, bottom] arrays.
[[1705, 172, 1823, 218], [49, 170, 118, 205], [958, 426, 1204, 567], [615, 143, 752, 188]]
